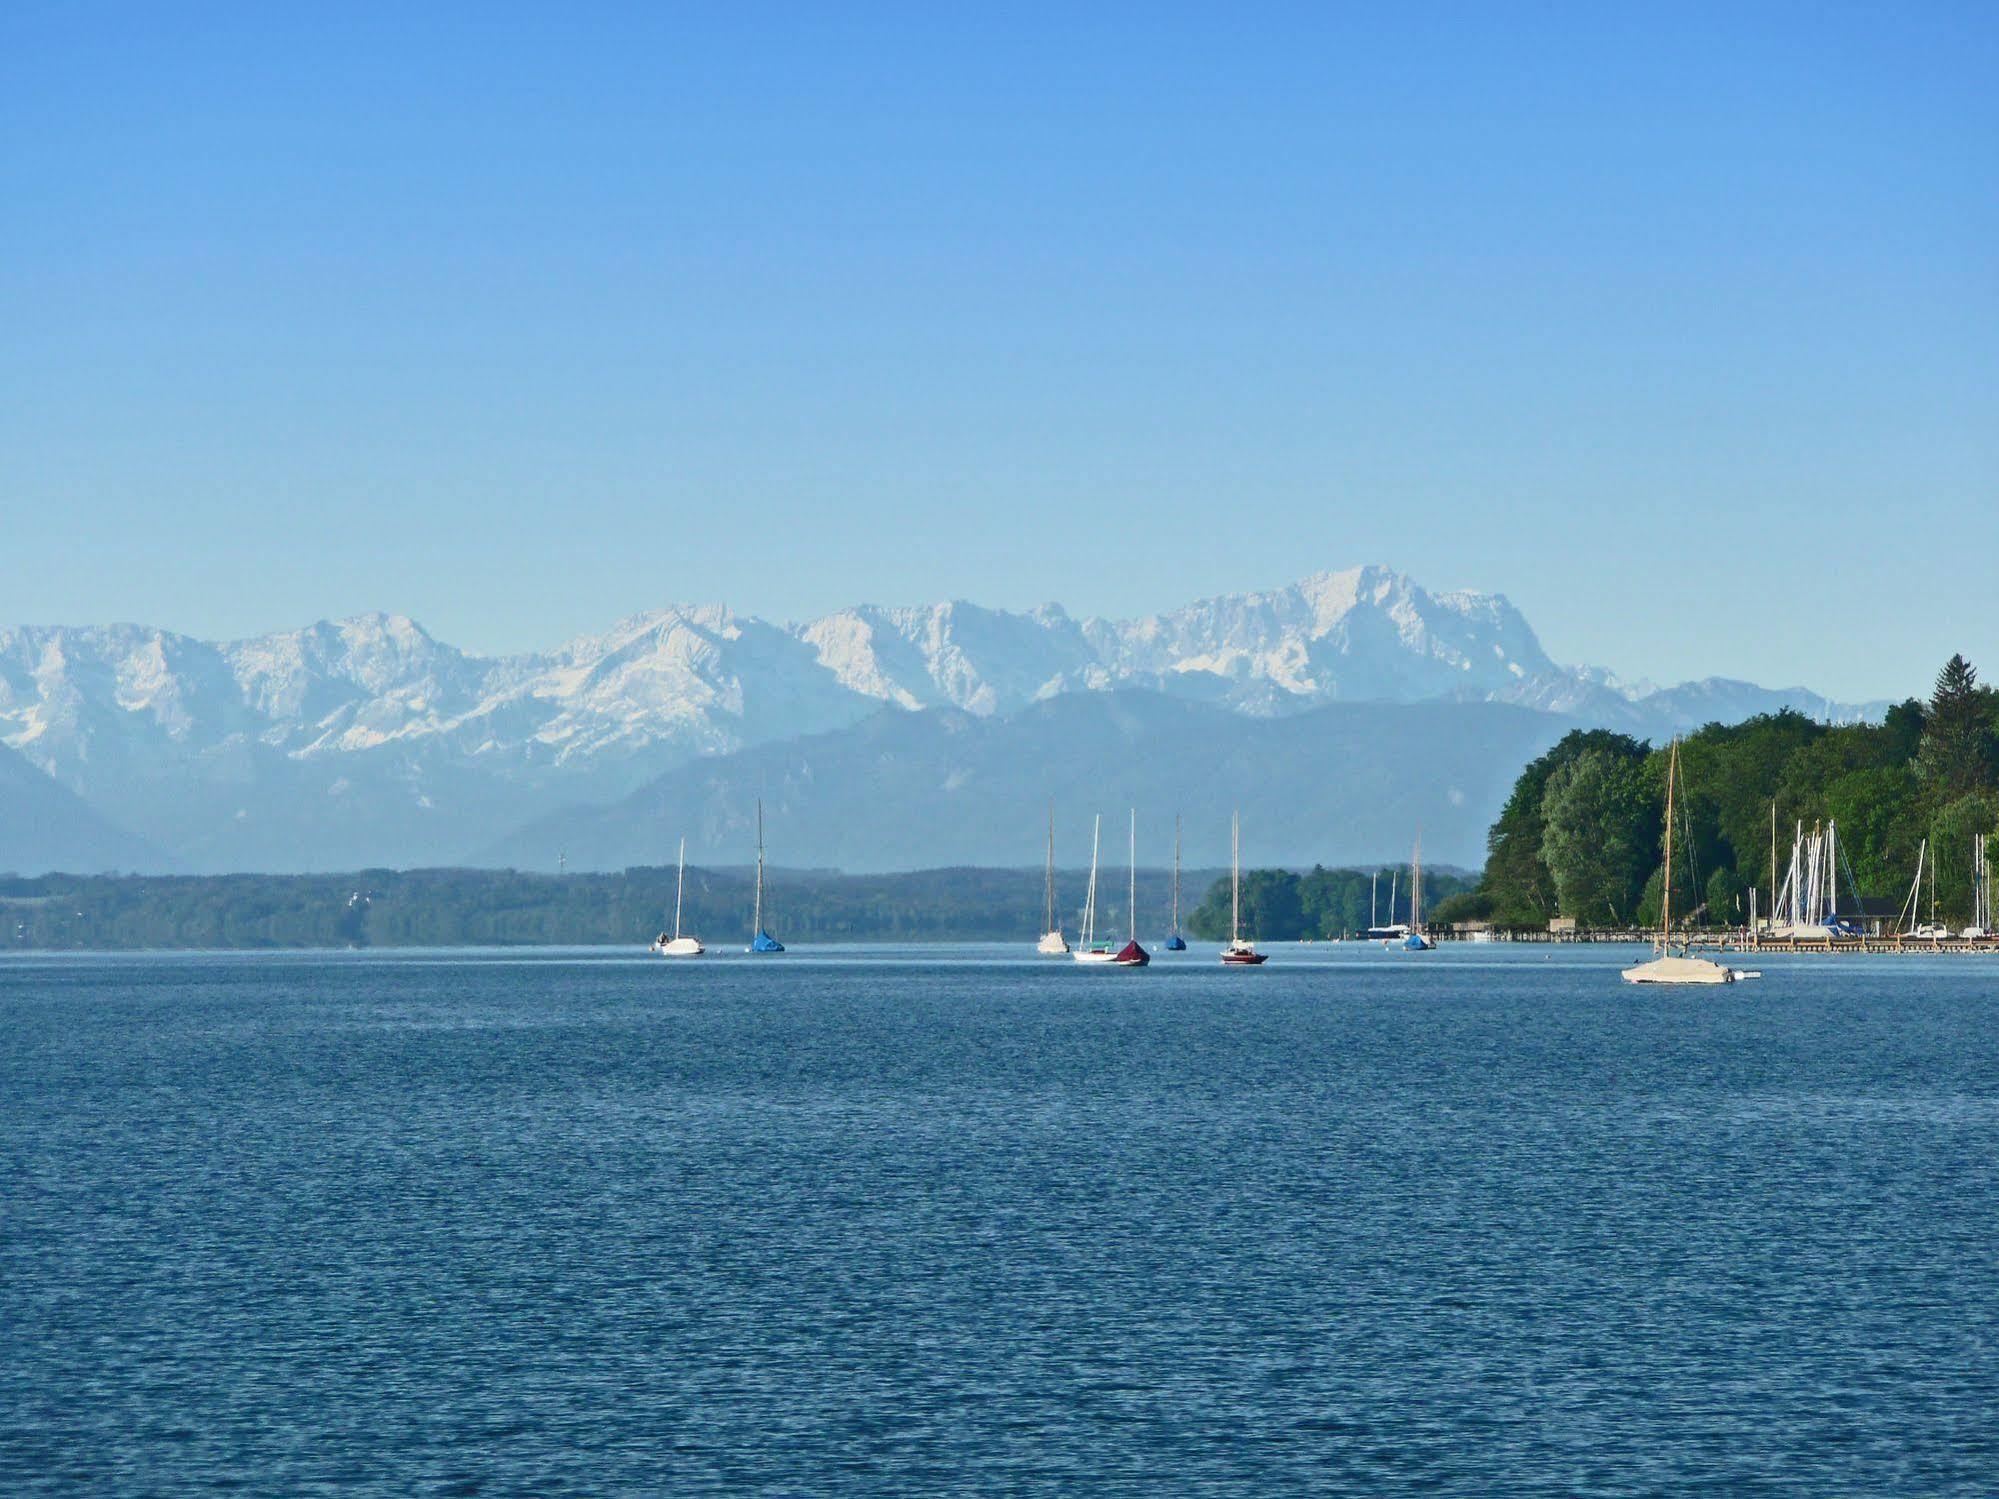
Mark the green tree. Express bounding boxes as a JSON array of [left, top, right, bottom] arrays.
[[1482, 729, 1648, 927], [1541, 745, 1657, 927], [1881, 698, 1926, 762], [1820, 765, 1924, 899], [1298, 865, 1367, 938], [1915, 655, 1996, 799], [1239, 870, 1304, 939], [1427, 888, 1492, 927], [1928, 793, 1999, 925], [1705, 867, 1747, 926], [1675, 710, 1824, 890]]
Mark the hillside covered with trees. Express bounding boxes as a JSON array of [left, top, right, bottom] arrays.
[[1437, 656, 1999, 931]]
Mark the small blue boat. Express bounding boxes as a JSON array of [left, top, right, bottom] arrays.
[[1399, 829, 1435, 952], [1163, 813, 1188, 950], [745, 800, 785, 954]]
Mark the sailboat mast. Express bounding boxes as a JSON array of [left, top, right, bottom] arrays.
[[1085, 814, 1101, 944], [1172, 814, 1181, 932], [1231, 810, 1241, 942], [674, 836, 686, 941], [1049, 807, 1058, 931], [1770, 800, 1778, 923], [1127, 808, 1137, 943], [1904, 839, 1927, 934], [1660, 740, 1678, 950], [1412, 829, 1423, 929], [753, 800, 765, 932]]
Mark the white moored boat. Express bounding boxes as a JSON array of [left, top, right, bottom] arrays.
[[1073, 814, 1117, 963], [1037, 802, 1069, 955], [1623, 953, 1741, 985], [1622, 740, 1757, 985], [650, 836, 704, 957], [1220, 811, 1266, 965]]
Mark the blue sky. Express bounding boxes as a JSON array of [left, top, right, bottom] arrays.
[[3, 2, 1994, 699]]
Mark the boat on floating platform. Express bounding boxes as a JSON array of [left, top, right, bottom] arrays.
[[1622, 740, 1757, 985]]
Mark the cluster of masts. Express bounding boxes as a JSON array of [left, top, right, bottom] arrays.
[[1892, 831, 1993, 941], [649, 801, 1438, 965], [1753, 808, 1992, 942], [1038, 808, 1435, 966]]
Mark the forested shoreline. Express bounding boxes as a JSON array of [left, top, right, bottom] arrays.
[[0, 858, 1474, 951], [1434, 656, 1999, 932]]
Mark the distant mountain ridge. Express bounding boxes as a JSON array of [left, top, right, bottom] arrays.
[[0, 565, 1882, 873], [476, 692, 1585, 873], [0, 741, 166, 875]]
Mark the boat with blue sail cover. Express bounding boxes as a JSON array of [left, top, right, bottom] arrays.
[[1164, 813, 1187, 950], [1399, 830, 1435, 951], [747, 800, 784, 953]]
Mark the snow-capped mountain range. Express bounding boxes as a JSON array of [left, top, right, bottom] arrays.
[[0, 566, 1877, 873]]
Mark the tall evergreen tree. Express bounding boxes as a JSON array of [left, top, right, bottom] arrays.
[[1916, 655, 1996, 798]]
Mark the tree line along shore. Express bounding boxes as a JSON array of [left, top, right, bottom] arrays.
[[0, 862, 1472, 951]]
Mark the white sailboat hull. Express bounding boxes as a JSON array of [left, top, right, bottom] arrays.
[[1037, 931, 1070, 955], [1621, 955, 1749, 985], [653, 936, 704, 957], [1072, 948, 1118, 964]]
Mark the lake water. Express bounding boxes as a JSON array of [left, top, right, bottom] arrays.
[[3, 943, 1997, 1494]]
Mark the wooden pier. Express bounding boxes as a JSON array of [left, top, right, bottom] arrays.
[[1439, 926, 1999, 954]]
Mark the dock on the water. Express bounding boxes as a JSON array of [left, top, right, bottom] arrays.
[[1437, 926, 1999, 954]]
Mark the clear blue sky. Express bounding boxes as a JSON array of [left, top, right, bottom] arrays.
[[3, 2, 1993, 700]]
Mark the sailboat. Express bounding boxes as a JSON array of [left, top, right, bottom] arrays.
[[1398, 830, 1435, 951], [1111, 809, 1151, 966], [1163, 813, 1187, 950], [1622, 740, 1756, 984], [1965, 833, 1992, 940], [650, 837, 704, 956], [747, 800, 784, 953], [1899, 838, 1953, 939], [1037, 802, 1069, 954], [1073, 815, 1118, 963], [1366, 868, 1407, 941], [1221, 810, 1267, 964]]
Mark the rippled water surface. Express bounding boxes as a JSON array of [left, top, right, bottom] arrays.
[[4, 944, 1998, 1494]]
